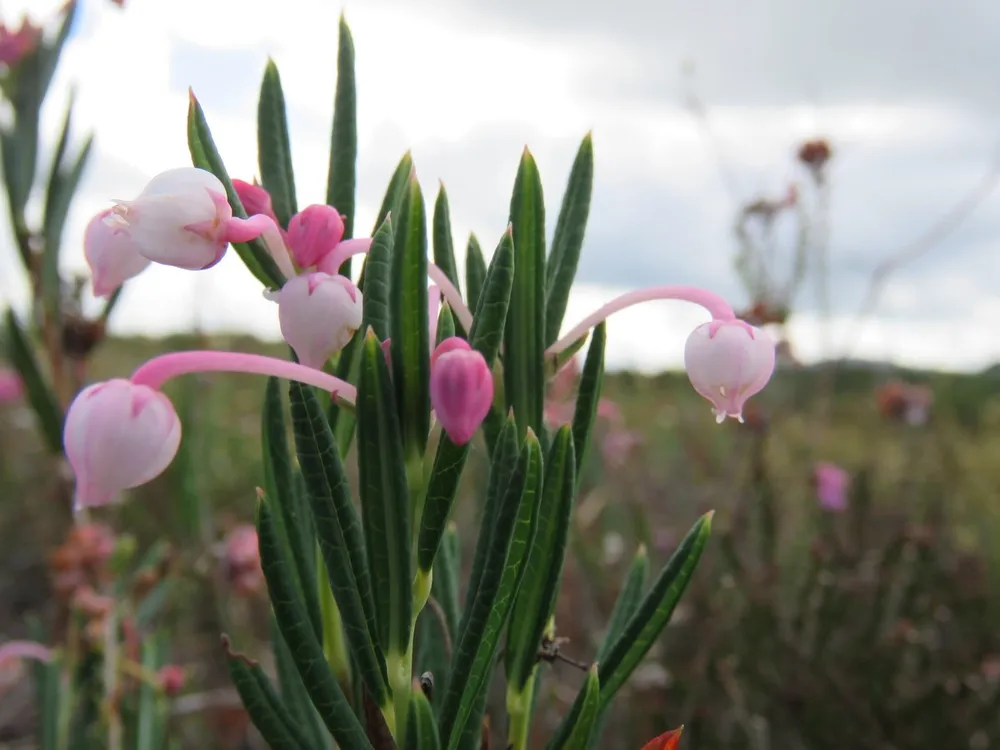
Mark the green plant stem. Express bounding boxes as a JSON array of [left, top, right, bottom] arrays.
[[388, 637, 414, 744], [506, 671, 537, 750], [103, 607, 122, 750], [316, 544, 352, 693]]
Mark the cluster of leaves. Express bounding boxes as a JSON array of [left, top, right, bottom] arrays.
[[185, 15, 712, 750]]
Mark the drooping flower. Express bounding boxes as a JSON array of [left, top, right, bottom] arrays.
[[277, 272, 363, 369], [683, 319, 775, 423], [63, 379, 182, 510], [286, 204, 345, 269], [83, 208, 152, 298], [814, 461, 850, 512], [61, 351, 358, 506], [430, 337, 493, 446]]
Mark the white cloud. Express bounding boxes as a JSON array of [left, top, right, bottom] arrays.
[[0, 0, 995, 374]]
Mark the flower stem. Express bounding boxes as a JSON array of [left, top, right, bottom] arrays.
[[226, 214, 295, 282], [546, 285, 736, 355], [129, 351, 357, 405]]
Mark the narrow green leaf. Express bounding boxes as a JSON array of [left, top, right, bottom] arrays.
[[327, 16, 358, 242], [549, 514, 713, 748], [505, 149, 546, 435], [224, 634, 321, 750], [435, 302, 456, 344], [272, 616, 329, 749], [187, 93, 284, 288], [557, 665, 600, 750], [464, 235, 487, 329], [587, 546, 648, 750], [257, 60, 297, 227], [362, 217, 394, 341], [289, 381, 389, 703], [255, 497, 373, 748], [406, 689, 441, 750], [4, 309, 62, 453], [135, 636, 165, 750], [262, 378, 321, 638], [415, 522, 460, 697], [42, 132, 93, 323], [416, 230, 515, 573], [432, 184, 459, 288], [545, 134, 594, 346], [358, 331, 413, 654], [440, 430, 541, 749], [374, 152, 413, 232], [571, 323, 606, 484], [389, 176, 431, 455], [506, 426, 576, 689]]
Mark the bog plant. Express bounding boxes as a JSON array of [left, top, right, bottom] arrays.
[[8, 14, 777, 750]]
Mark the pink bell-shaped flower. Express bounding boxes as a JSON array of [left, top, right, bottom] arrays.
[[430, 337, 493, 446], [286, 204, 345, 269], [106, 167, 233, 270], [277, 272, 363, 369], [83, 208, 152, 298], [63, 379, 182, 510], [684, 319, 775, 423]]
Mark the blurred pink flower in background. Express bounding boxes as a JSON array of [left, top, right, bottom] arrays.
[[0, 640, 53, 697], [0, 17, 40, 68], [222, 525, 263, 596], [601, 428, 643, 469], [544, 357, 623, 429], [814, 462, 850, 512], [0, 368, 23, 402]]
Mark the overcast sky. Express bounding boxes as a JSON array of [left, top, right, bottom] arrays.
[[1, 0, 998, 372]]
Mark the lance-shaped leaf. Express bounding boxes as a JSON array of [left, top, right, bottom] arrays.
[[272, 617, 329, 749], [4, 309, 62, 453], [224, 634, 320, 750], [262, 378, 321, 638], [545, 134, 594, 346], [439, 430, 541, 749], [187, 93, 284, 288], [357, 330, 413, 655], [407, 687, 441, 750], [289, 381, 389, 704], [255, 497, 372, 748], [505, 149, 546, 435], [555, 664, 600, 750], [549, 514, 713, 748], [362, 217, 394, 341], [257, 59, 297, 227], [416, 230, 515, 573], [571, 323, 606, 484], [464, 234, 487, 314], [587, 545, 649, 750], [329, 151, 411, 450], [505, 425, 576, 689], [415, 522, 460, 698], [327, 16, 357, 244], [435, 303, 456, 344], [390, 175, 431, 456], [433, 184, 460, 288]]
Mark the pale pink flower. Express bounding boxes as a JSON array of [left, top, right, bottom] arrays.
[[684, 319, 775, 423], [223, 525, 263, 597], [63, 379, 182, 510], [0, 368, 23, 402], [277, 272, 363, 369], [601, 428, 642, 469], [83, 208, 151, 298], [814, 462, 850, 512], [430, 337, 493, 446]]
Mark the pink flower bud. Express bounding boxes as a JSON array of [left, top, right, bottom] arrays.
[[430, 337, 493, 446], [108, 168, 232, 270], [84, 208, 152, 298], [0, 368, 23, 403], [286, 204, 345, 269], [813, 462, 850, 512], [277, 272, 363, 369], [157, 664, 186, 697], [0, 18, 40, 67], [232, 179, 279, 224], [63, 379, 181, 510], [683, 319, 775, 423]]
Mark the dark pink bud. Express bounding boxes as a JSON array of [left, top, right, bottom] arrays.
[[286, 204, 345, 269], [430, 337, 493, 446], [232, 180, 279, 223], [157, 665, 186, 697]]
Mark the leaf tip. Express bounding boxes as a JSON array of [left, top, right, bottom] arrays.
[[635, 542, 648, 559]]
